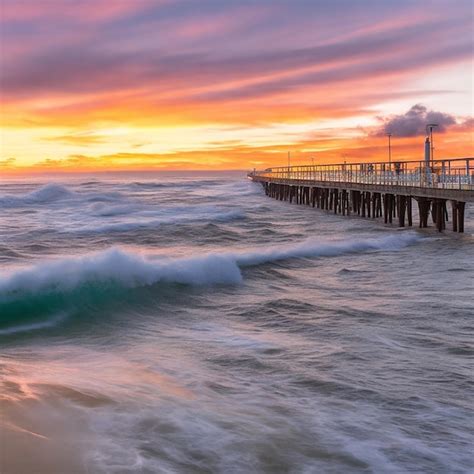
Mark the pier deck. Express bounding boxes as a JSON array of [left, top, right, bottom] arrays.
[[249, 158, 473, 232]]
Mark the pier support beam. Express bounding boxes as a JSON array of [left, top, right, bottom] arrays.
[[431, 199, 447, 232], [451, 201, 465, 233], [417, 198, 431, 228], [407, 197, 413, 227], [398, 195, 406, 227], [458, 201, 465, 233]]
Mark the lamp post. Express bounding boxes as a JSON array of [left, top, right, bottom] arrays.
[[387, 133, 392, 170], [426, 124, 438, 161]]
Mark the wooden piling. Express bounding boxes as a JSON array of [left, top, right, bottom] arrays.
[[398, 195, 406, 227], [458, 201, 465, 233], [417, 198, 431, 228], [407, 197, 412, 226]]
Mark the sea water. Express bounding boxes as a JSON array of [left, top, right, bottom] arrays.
[[0, 172, 473, 473]]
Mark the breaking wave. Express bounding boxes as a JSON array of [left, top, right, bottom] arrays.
[[0, 184, 74, 206], [233, 232, 421, 267], [0, 183, 124, 208], [0, 232, 422, 333]]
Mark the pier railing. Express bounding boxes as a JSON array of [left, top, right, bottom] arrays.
[[250, 158, 473, 190]]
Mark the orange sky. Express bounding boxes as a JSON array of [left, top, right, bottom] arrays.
[[0, 0, 472, 173]]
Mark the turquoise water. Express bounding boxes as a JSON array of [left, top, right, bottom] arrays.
[[1, 172, 473, 473]]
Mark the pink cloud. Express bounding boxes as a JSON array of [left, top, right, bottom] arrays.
[[171, 6, 270, 41], [0, 0, 163, 22]]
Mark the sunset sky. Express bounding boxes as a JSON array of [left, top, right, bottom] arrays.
[[0, 0, 472, 173]]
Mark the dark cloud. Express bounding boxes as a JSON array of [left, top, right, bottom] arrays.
[[375, 104, 457, 137]]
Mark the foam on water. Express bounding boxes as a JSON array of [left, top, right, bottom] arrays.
[[0, 232, 423, 333], [0, 183, 126, 208], [75, 208, 246, 234], [0, 184, 74, 206], [233, 232, 422, 267], [0, 248, 242, 297], [0, 311, 69, 335], [0, 232, 422, 300]]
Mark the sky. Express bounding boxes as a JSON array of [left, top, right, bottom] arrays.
[[0, 0, 472, 173]]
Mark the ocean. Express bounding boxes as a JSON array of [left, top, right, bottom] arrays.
[[0, 171, 473, 474]]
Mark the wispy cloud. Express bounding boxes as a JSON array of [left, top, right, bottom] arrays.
[[43, 132, 109, 146], [0, 157, 17, 169]]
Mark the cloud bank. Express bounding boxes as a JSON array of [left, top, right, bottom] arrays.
[[375, 104, 457, 137]]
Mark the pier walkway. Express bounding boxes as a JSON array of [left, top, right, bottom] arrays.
[[249, 158, 474, 232]]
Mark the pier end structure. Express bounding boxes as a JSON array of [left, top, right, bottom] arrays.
[[248, 158, 474, 233]]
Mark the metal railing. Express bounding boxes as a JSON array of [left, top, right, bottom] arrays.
[[249, 158, 474, 190]]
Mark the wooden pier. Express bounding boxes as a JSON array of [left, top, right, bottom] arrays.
[[249, 158, 473, 232]]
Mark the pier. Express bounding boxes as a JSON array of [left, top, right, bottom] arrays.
[[249, 157, 474, 232]]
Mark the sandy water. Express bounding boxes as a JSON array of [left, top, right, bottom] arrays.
[[0, 172, 473, 473]]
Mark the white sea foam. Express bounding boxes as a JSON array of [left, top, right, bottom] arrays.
[[0, 183, 125, 208], [0, 183, 247, 233], [0, 312, 68, 335], [191, 180, 263, 198], [232, 232, 422, 267], [0, 184, 74, 206], [75, 209, 245, 233], [77, 211, 245, 234], [0, 250, 242, 297], [88, 203, 143, 217], [0, 233, 422, 299]]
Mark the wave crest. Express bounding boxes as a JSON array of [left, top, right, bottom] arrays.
[[0, 183, 124, 208], [0, 184, 74, 206], [0, 232, 422, 332], [0, 249, 243, 298]]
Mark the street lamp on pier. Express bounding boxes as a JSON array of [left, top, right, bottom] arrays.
[[387, 133, 392, 169], [426, 124, 438, 161]]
